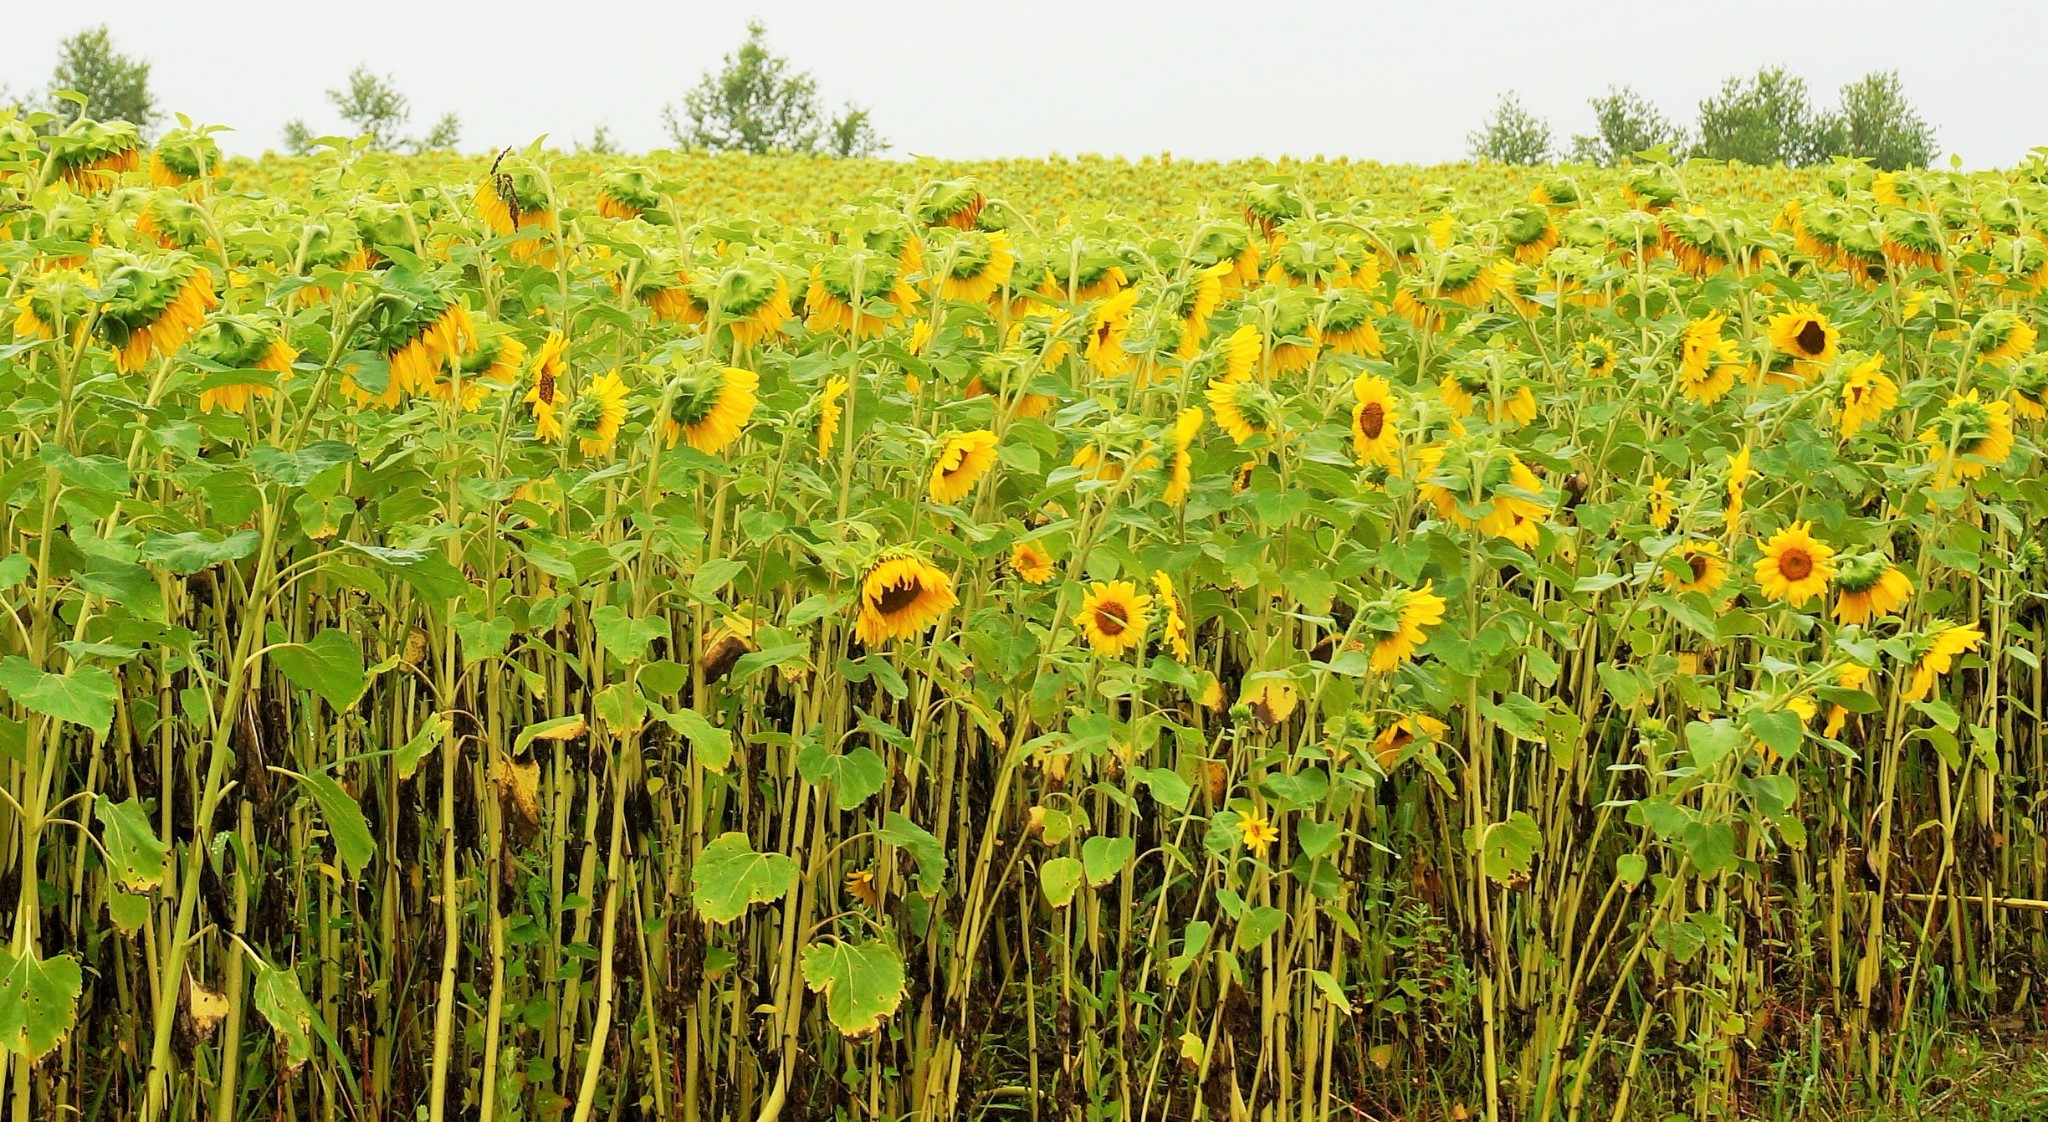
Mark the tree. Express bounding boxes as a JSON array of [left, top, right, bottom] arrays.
[[577, 125, 620, 155], [45, 26, 156, 129], [1467, 93, 1552, 165], [664, 21, 886, 156], [826, 104, 885, 159], [1692, 67, 1836, 167], [282, 66, 459, 154], [1567, 85, 1685, 166], [1834, 70, 1936, 170]]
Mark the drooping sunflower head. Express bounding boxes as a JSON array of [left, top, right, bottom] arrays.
[[1970, 309, 2037, 365], [662, 361, 759, 455], [95, 250, 219, 372], [930, 228, 1015, 305], [691, 258, 792, 349], [596, 167, 665, 221], [1240, 181, 1304, 238], [185, 312, 295, 413], [1529, 175, 1581, 209], [1918, 391, 2014, 483], [12, 267, 96, 341], [855, 551, 958, 645], [568, 369, 631, 456], [49, 119, 143, 194], [806, 246, 918, 338], [1578, 336, 1619, 379], [1497, 205, 1559, 265], [2009, 353, 2048, 420], [1204, 367, 1283, 446], [1831, 553, 1912, 626], [1359, 582, 1446, 672], [1075, 580, 1154, 657], [1152, 571, 1191, 662], [1659, 209, 1729, 276], [912, 177, 985, 230], [1187, 220, 1260, 292], [148, 128, 221, 188], [1880, 209, 1944, 272], [136, 194, 215, 251], [1834, 352, 1898, 436], [1314, 287, 1383, 357], [1902, 621, 1983, 703], [1622, 163, 1682, 211]]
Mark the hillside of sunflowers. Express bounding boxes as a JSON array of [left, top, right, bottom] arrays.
[[0, 113, 2044, 1122]]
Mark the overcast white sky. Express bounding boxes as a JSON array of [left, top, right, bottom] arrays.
[[2, 0, 2041, 167]]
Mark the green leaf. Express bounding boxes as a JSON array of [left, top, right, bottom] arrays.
[[512, 714, 587, 755], [1081, 835, 1134, 887], [729, 642, 810, 683], [1134, 766, 1191, 810], [1040, 856, 1083, 907], [1482, 693, 1548, 742], [40, 445, 129, 494], [1472, 811, 1541, 884], [106, 890, 148, 934], [0, 657, 118, 742], [251, 959, 316, 1070], [248, 440, 354, 487], [283, 771, 375, 876], [588, 605, 668, 664], [795, 744, 888, 810], [799, 938, 905, 1037], [1746, 709, 1804, 760], [667, 707, 734, 773], [1307, 968, 1353, 1013], [1233, 905, 1286, 950], [94, 798, 167, 893], [1616, 853, 1648, 887], [0, 949, 81, 1061], [341, 542, 468, 604], [691, 832, 798, 923], [690, 558, 748, 601], [1297, 818, 1342, 859], [393, 714, 450, 781], [1685, 718, 1742, 770], [877, 812, 947, 895], [271, 630, 367, 710], [137, 529, 260, 575]]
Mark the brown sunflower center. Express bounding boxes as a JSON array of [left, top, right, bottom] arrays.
[[1688, 553, 1711, 581], [1094, 602, 1129, 637], [1796, 320, 1827, 355], [1358, 401, 1386, 440], [1779, 548, 1814, 581], [875, 580, 924, 615], [536, 371, 556, 405]]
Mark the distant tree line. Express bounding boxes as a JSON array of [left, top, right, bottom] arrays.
[[1468, 68, 1939, 169], [2, 22, 885, 159]]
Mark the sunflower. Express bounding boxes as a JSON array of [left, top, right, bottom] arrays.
[[815, 376, 849, 459], [1725, 443, 1753, 528], [1831, 554, 1912, 625], [1677, 313, 1742, 404], [96, 252, 218, 374], [1920, 392, 2014, 485], [1206, 371, 1281, 446], [1237, 807, 1280, 853], [569, 369, 630, 456], [1660, 209, 1730, 276], [596, 167, 663, 221], [525, 331, 569, 442], [935, 229, 1016, 304], [805, 249, 920, 339], [1663, 540, 1729, 596], [1835, 354, 1898, 436], [1075, 580, 1153, 657], [1313, 287, 1383, 357], [1009, 540, 1056, 585], [694, 259, 792, 350], [1579, 336, 1619, 379], [1414, 442, 1552, 549], [912, 177, 984, 230], [855, 552, 958, 645], [1360, 582, 1446, 672], [1162, 406, 1203, 506], [11, 268, 95, 345], [474, 167, 558, 264], [149, 129, 220, 189], [1373, 714, 1450, 769], [1500, 205, 1559, 265], [2012, 356, 2048, 422], [1084, 287, 1142, 377], [930, 430, 999, 503], [1647, 475, 1675, 531], [1350, 374, 1402, 471], [426, 332, 524, 412], [1153, 572, 1190, 661], [1971, 310, 2036, 365], [1902, 622, 1983, 703], [1766, 303, 1839, 371], [189, 315, 297, 415], [1753, 522, 1836, 607], [49, 120, 142, 194], [663, 364, 759, 455], [1823, 663, 1873, 739]]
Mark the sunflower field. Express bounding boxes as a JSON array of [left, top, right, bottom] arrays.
[[0, 114, 2044, 1122]]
